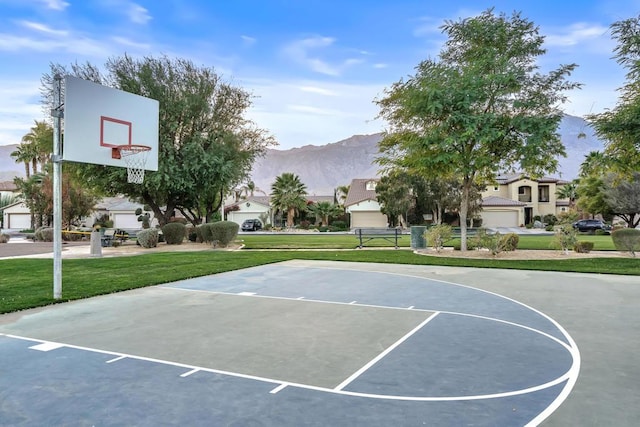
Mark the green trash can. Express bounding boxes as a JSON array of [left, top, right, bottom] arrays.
[[410, 226, 427, 249]]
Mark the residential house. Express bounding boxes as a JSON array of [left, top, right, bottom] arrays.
[[226, 196, 271, 228], [2, 201, 31, 230], [90, 197, 155, 229], [479, 174, 570, 227], [344, 178, 388, 228]]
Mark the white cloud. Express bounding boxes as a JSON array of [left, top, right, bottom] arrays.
[[111, 36, 151, 51], [373, 63, 388, 69], [42, 0, 69, 10], [545, 23, 609, 47], [282, 36, 363, 77], [241, 35, 256, 46], [19, 20, 69, 36], [287, 104, 342, 116], [128, 3, 152, 24], [299, 86, 338, 96], [0, 81, 43, 145]]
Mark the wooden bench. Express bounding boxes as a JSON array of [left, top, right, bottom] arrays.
[[354, 228, 402, 249]]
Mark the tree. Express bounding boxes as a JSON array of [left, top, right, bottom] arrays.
[[307, 201, 343, 227], [41, 55, 275, 227], [375, 173, 414, 227], [270, 173, 307, 228], [10, 144, 32, 178], [335, 185, 350, 206], [376, 9, 579, 250], [587, 16, 640, 174], [603, 172, 640, 228], [576, 175, 614, 221], [556, 181, 579, 209], [20, 120, 53, 175]]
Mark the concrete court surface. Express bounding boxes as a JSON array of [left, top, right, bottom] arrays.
[[0, 260, 637, 426]]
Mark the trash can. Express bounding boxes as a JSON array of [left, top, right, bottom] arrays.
[[410, 226, 427, 249]]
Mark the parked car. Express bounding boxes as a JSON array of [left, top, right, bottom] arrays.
[[572, 219, 611, 233], [241, 219, 262, 231]]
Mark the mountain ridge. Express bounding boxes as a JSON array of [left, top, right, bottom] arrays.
[[0, 115, 605, 194]]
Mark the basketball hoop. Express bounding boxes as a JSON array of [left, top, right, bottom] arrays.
[[112, 144, 151, 184]]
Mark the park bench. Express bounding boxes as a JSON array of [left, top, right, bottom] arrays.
[[354, 228, 402, 249], [101, 228, 129, 247]]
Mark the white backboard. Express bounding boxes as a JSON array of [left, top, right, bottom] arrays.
[[63, 75, 159, 170]]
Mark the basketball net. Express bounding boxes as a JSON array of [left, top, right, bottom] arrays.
[[116, 145, 151, 184]]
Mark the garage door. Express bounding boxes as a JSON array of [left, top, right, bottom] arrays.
[[112, 213, 142, 229], [351, 211, 388, 229], [7, 213, 31, 230], [481, 211, 519, 228]]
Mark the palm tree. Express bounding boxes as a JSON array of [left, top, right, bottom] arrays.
[[10, 144, 31, 178], [270, 173, 307, 228], [21, 120, 53, 174], [579, 151, 609, 177], [307, 201, 343, 226], [556, 181, 579, 209], [335, 184, 350, 205]]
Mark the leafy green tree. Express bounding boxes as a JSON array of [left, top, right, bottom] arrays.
[[375, 173, 414, 227], [307, 201, 343, 227], [376, 9, 578, 250], [270, 172, 307, 228], [13, 173, 47, 228], [42, 55, 274, 226], [576, 175, 613, 220], [588, 16, 640, 174], [603, 172, 640, 228]]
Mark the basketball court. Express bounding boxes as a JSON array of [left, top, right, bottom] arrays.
[[0, 261, 589, 426]]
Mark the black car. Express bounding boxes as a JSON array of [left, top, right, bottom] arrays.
[[241, 219, 262, 231], [572, 219, 611, 233]]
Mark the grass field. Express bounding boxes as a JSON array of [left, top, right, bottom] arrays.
[[0, 232, 637, 314]]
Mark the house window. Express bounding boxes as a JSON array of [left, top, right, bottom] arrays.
[[538, 185, 549, 202], [518, 185, 532, 203], [493, 186, 499, 191], [365, 181, 377, 191]]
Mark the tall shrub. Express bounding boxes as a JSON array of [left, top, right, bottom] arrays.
[[162, 222, 186, 245], [209, 221, 239, 247], [425, 224, 452, 252], [612, 228, 640, 257]]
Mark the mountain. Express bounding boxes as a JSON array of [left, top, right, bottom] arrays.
[[0, 115, 605, 191], [250, 114, 605, 194], [0, 144, 21, 181]]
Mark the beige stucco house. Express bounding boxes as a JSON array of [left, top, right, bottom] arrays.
[[344, 178, 388, 228], [480, 174, 570, 227]]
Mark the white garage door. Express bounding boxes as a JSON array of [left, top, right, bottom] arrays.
[[481, 211, 519, 228], [112, 213, 142, 229], [7, 213, 31, 230], [351, 211, 388, 229]]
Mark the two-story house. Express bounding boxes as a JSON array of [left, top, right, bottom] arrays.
[[480, 174, 570, 227]]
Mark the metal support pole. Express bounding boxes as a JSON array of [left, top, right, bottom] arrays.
[[52, 74, 63, 299]]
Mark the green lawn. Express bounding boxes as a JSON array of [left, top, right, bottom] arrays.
[[240, 232, 618, 250], [1, 236, 638, 314]]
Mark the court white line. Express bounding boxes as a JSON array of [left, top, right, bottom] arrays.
[[334, 312, 440, 391], [180, 368, 199, 377], [349, 301, 357, 304], [106, 355, 126, 363], [238, 292, 256, 296], [29, 342, 64, 351], [2, 332, 574, 402], [269, 383, 288, 394]]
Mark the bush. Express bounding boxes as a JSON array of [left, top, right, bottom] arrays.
[[0, 233, 10, 243], [34, 227, 54, 242], [331, 220, 347, 230], [552, 224, 578, 253], [545, 225, 554, 232], [574, 241, 594, 253], [499, 233, 519, 251], [136, 228, 159, 248], [471, 228, 503, 255], [425, 224, 453, 252], [162, 222, 186, 245], [299, 220, 311, 230], [611, 228, 640, 257], [543, 214, 558, 226], [200, 221, 239, 247]]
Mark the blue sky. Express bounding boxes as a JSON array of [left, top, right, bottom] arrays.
[[0, 0, 639, 150]]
